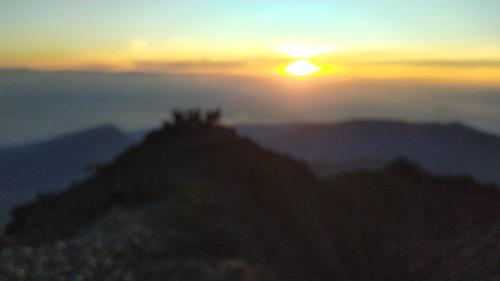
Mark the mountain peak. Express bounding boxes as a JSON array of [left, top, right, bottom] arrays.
[[5, 110, 338, 280]]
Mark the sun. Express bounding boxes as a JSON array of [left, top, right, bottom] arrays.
[[284, 60, 322, 76], [279, 43, 336, 77]]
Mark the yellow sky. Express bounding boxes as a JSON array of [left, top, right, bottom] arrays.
[[3, 0, 500, 84], [3, 39, 500, 86]]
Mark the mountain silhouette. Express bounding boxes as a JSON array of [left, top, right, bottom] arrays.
[[0, 125, 134, 227], [5, 111, 339, 281], [238, 121, 500, 184], [321, 159, 500, 280], [2, 112, 499, 281], [4, 119, 498, 228]]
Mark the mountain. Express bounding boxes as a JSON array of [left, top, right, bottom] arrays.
[[4, 112, 339, 281], [321, 159, 500, 280], [2, 113, 499, 281], [238, 121, 500, 184], [4, 118, 498, 225], [0, 125, 134, 226], [309, 158, 387, 178]]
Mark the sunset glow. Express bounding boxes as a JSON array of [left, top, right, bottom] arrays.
[[1, 1, 500, 84], [284, 60, 322, 77], [281, 43, 336, 59]]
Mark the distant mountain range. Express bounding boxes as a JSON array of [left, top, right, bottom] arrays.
[[3, 120, 499, 227], [238, 121, 500, 184], [0, 125, 134, 226], [2, 115, 499, 281]]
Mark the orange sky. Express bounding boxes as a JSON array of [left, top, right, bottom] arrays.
[[2, 1, 500, 84]]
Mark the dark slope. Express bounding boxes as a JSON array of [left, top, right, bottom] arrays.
[[321, 159, 500, 280], [5, 120, 339, 281], [0, 125, 133, 226], [3, 117, 499, 281], [238, 121, 500, 183]]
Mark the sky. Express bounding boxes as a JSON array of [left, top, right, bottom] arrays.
[[2, 0, 500, 82], [2, 1, 500, 144]]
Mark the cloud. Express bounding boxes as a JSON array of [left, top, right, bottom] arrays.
[[133, 56, 288, 74], [134, 59, 247, 73], [356, 60, 500, 68]]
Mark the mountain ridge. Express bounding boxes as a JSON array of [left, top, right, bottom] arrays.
[[0, 125, 134, 227], [5, 114, 340, 280], [2, 114, 499, 280], [237, 120, 500, 184]]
